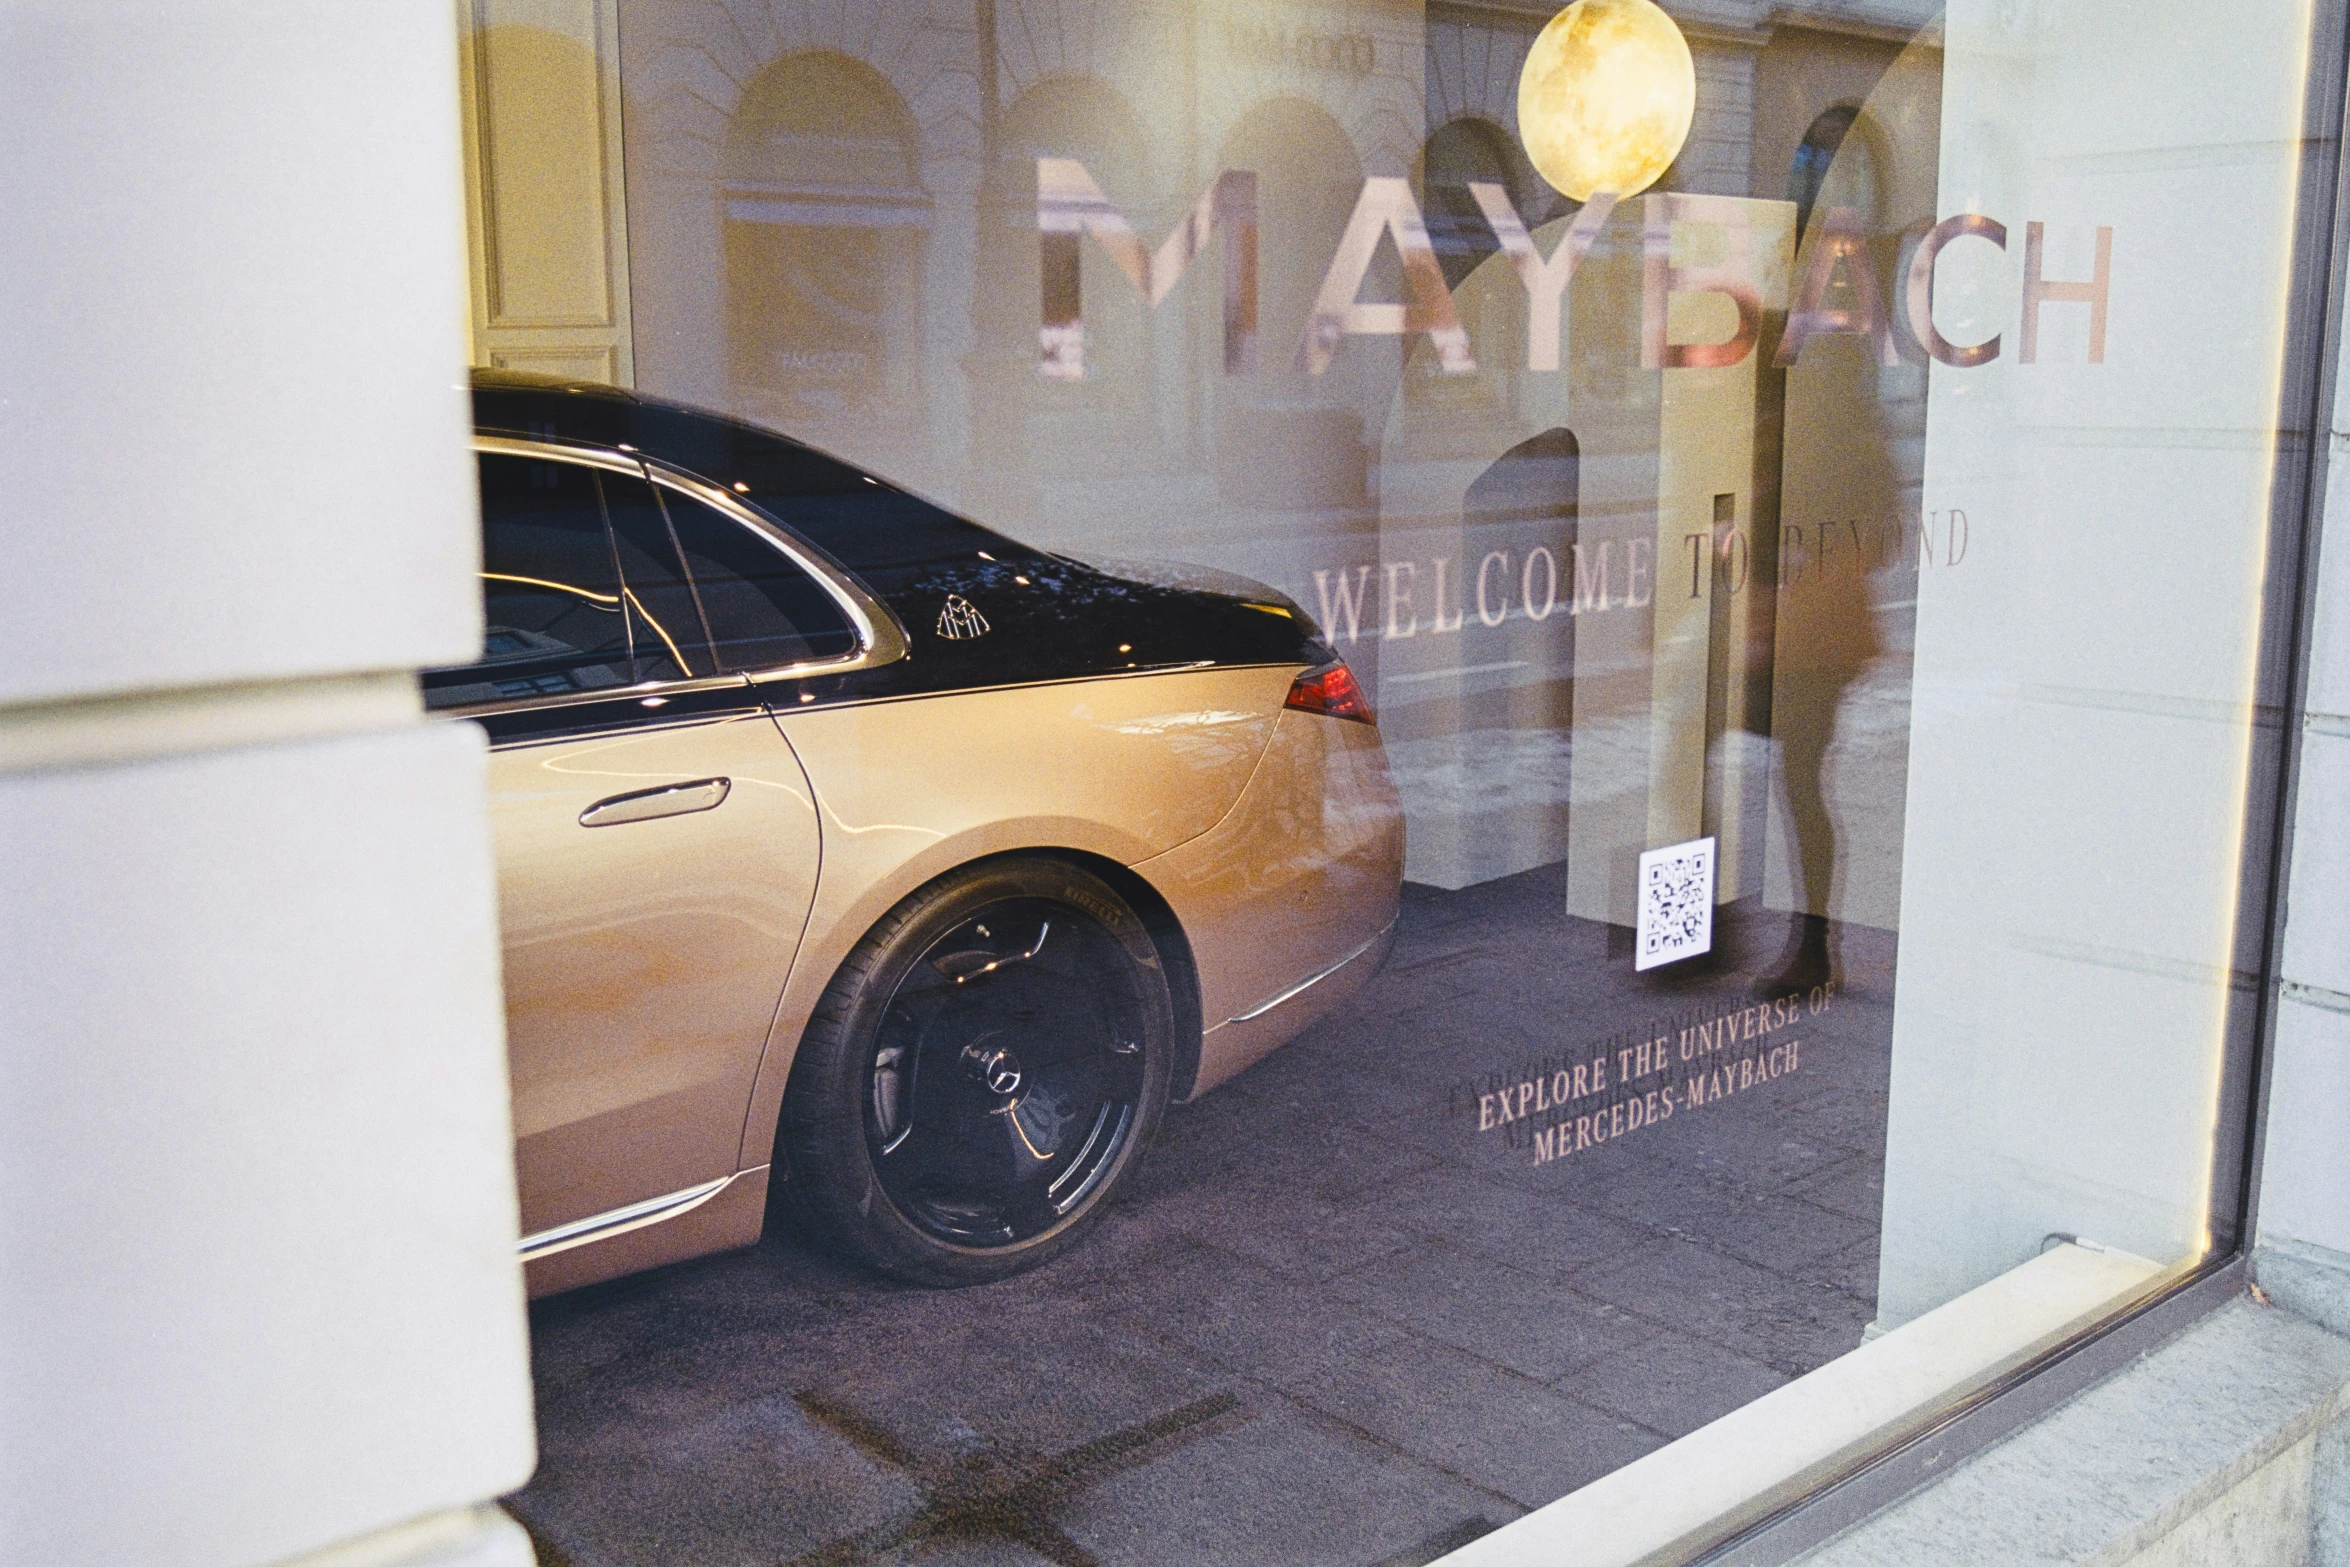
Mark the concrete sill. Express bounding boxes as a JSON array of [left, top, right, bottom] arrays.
[[1444, 1242, 2169, 1567], [1789, 1279, 2350, 1565], [266, 1506, 534, 1567]]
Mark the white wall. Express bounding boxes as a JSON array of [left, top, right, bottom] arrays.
[[0, 5, 535, 1566], [2257, 333, 2350, 1263], [1873, 0, 2316, 1327]]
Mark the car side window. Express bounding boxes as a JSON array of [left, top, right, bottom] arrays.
[[651, 482, 858, 672], [423, 452, 637, 711], [425, 449, 865, 712], [598, 472, 714, 684]]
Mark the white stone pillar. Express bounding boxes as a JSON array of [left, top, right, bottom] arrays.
[[0, 6, 536, 1566]]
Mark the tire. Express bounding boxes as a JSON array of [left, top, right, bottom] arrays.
[[778, 856, 1176, 1286]]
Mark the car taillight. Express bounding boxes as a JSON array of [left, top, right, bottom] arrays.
[[1284, 661, 1375, 725]]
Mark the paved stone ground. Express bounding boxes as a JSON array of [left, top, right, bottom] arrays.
[[511, 865, 1896, 1567]]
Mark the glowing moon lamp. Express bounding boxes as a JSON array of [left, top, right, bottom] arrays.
[[1517, 0, 1696, 202]]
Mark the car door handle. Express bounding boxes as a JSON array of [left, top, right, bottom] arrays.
[[579, 777, 732, 828]]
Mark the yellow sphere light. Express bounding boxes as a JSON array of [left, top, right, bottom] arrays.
[[1517, 0, 1696, 202]]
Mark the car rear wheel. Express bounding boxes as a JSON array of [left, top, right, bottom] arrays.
[[777, 857, 1175, 1285]]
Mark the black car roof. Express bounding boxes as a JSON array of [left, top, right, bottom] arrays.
[[465, 370, 1330, 702], [468, 369, 1043, 572], [470, 365, 635, 400]]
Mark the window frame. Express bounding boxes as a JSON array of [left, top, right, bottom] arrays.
[[1659, 1, 2350, 1559], [436, 435, 909, 720]]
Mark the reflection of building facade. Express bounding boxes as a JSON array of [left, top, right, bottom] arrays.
[[460, 0, 1938, 921]]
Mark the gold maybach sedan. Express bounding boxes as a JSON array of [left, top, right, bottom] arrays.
[[431, 373, 1404, 1291]]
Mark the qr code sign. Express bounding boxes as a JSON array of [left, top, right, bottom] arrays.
[[1637, 836, 1716, 971]]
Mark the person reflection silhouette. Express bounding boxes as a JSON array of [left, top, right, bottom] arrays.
[[1760, 367, 1892, 997], [1763, 549, 1877, 995]]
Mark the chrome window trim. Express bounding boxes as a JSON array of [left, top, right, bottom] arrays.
[[434, 435, 910, 721], [472, 431, 646, 476], [637, 458, 912, 680], [440, 649, 1253, 725], [765, 658, 1239, 715], [435, 671, 754, 722]]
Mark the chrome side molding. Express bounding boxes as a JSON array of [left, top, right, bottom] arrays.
[[517, 1172, 743, 1263], [1222, 920, 1395, 1027]]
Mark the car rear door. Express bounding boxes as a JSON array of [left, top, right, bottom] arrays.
[[431, 443, 837, 1239]]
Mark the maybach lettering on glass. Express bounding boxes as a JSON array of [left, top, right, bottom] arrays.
[[1040, 160, 2113, 378]]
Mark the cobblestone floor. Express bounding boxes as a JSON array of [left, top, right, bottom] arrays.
[[511, 865, 1896, 1567]]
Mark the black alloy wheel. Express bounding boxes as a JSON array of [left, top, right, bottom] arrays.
[[778, 858, 1175, 1285]]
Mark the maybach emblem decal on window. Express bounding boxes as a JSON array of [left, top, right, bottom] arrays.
[[936, 594, 991, 640]]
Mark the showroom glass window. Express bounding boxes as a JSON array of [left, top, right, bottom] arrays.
[[455, 0, 2326, 1561]]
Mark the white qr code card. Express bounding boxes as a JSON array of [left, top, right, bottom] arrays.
[[1636, 836, 1716, 971]]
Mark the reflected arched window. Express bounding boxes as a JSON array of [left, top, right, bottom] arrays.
[[986, 75, 1152, 410], [1210, 97, 1369, 512], [722, 52, 927, 431], [960, 73, 1158, 505], [1464, 426, 1579, 535], [1421, 117, 1521, 291], [1789, 104, 1879, 234]]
